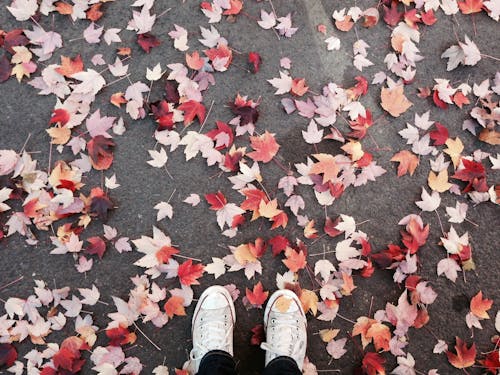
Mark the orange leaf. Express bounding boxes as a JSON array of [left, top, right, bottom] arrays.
[[366, 322, 391, 351], [300, 289, 318, 315], [177, 260, 204, 286], [380, 86, 412, 117], [310, 153, 340, 184], [304, 220, 318, 239], [470, 291, 493, 319], [86, 3, 103, 21], [340, 272, 356, 296], [390, 150, 419, 177], [247, 131, 280, 163], [335, 15, 354, 31], [353, 316, 376, 349], [222, 0, 243, 15], [458, 0, 483, 13], [446, 337, 476, 369], [275, 295, 293, 313], [55, 2, 73, 15], [164, 296, 186, 318], [56, 55, 84, 77], [291, 78, 309, 96], [245, 281, 269, 308], [283, 248, 307, 272], [478, 129, 500, 145], [186, 51, 205, 70], [110, 92, 127, 107]]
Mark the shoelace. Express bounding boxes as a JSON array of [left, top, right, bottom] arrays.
[[189, 316, 232, 362], [260, 318, 302, 358]]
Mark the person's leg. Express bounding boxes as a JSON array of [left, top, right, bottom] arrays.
[[260, 289, 307, 374], [197, 350, 237, 375], [189, 286, 237, 375]]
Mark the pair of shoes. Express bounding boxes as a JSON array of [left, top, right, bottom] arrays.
[[189, 286, 307, 373]]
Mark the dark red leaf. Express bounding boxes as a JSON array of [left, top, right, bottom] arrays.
[[324, 216, 342, 237], [3, 29, 29, 54], [90, 187, 113, 220], [86, 236, 106, 259], [383, 1, 403, 26], [248, 52, 262, 73], [250, 324, 265, 345], [0, 343, 17, 368], [205, 191, 227, 210], [151, 100, 174, 130], [106, 326, 137, 346], [429, 122, 449, 145], [87, 135, 115, 170], [137, 33, 161, 53], [0, 55, 12, 83], [433, 90, 448, 109], [164, 81, 180, 104], [268, 235, 290, 256]]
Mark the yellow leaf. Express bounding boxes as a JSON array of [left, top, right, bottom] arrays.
[[319, 329, 340, 342], [11, 46, 32, 64], [444, 137, 464, 168], [428, 170, 452, 193], [380, 86, 412, 117], [275, 295, 292, 313], [300, 289, 318, 316], [258, 198, 282, 218], [233, 244, 257, 265], [46, 127, 71, 145], [341, 141, 364, 161]]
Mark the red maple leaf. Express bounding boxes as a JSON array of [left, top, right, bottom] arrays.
[[248, 131, 280, 163], [432, 90, 448, 109], [453, 91, 470, 108], [205, 43, 233, 69], [178, 100, 206, 126], [249, 237, 267, 258], [49, 109, 70, 126], [421, 9, 437, 25], [151, 100, 174, 130], [206, 121, 234, 150], [3, 29, 29, 54], [106, 325, 137, 346], [250, 324, 265, 345], [480, 350, 500, 374], [85, 236, 106, 259], [87, 135, 115, 170], [291, 78, 309, 96], [348, 110, 373, 139], [429, 122, 449, 145], [248, 52, 262, 73], [271, 211, 288, 229], [205, 191, 227, 210], [0, 343, 17, 368], [52, 337, 86, 372], [447, 337, 476, 368], [229, 94, 260, 125], [156, 245, 179, 264], [245, 281, 269, 308], [186, 51, 205, 70], [452, 159, 487, 192], [458, 0, 483, 13], [362, 352, 386, 375], [222, 0, 243, 15], [241, 188, 267, 212], [269, 235, 290, 256], [347, 76, 368, 99], [401, 218, 429, 253], [383, 1, 403, 26], [137, 33, 161, 53], [177, 259, 204, 286]]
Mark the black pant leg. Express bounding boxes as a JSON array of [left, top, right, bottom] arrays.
[[261, 356, 301, 375], [197, 350, 238, 375]]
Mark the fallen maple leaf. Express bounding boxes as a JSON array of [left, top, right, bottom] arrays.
[[470, 290, 493, 319], [391, 150, 419, 177], [245, 281, 269, 308], [362, 351, 386, 375], [177, 259, 204, 286], [446, 337, 476, 369], [0, 343, 17, 367], [178, 100, 206, 126], [87, 136, 115, 170], [247, 131, 280, 163], [428, 170, 452, 193], [56, 55, 83, 77], [106, 325, 137, 346], [381, 86, 412, 117], [458, 0, 484, 13], [164, 295, 186, 318], [283, 248, 307, 272]]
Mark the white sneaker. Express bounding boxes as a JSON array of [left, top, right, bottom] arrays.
[[260, 289, 307, 370], [189, 286, 236, 373]]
